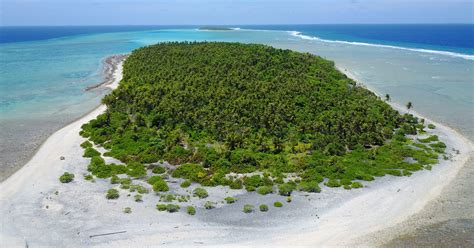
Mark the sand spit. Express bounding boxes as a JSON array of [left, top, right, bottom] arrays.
[[0, 61, 471, 247]]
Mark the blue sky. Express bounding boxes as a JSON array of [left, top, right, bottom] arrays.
[[1, 0, 473, 26]]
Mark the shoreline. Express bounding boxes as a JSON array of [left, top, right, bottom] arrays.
[[0, 57, 472, 247], [0, 55, 126, 183]]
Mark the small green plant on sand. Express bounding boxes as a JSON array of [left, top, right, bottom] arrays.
[[278, 183, 294, 196], [428, 124, 436, 129], [224, 196, 237, 204], [256, 186, 273, 195], [59, 172, 74, 183], [80, 140, 93, 149], [274, 202, 283, 208], [187, 206, 196, 215], [180, 180, 191, 188], [166, 204, 180, 213], [152, 166, 166, 174], [193, 188, 209, 198], [106, 189, 119, 199], [123, 207, 132, 214], [204, 201, 215, 209], [243, 204, 254, 213], [134, 194, 143, 202], [259, 204, 269, 212], [83, 147, 100, 158]]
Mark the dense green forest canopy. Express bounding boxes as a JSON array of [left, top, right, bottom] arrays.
[[81, 42, 443, 190]]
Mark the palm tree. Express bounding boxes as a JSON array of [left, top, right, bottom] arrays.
[[406, 101, 412, 111], [385, 94, 390, 102]]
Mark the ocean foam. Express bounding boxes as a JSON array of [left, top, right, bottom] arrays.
[[288, 31, 474, 61]]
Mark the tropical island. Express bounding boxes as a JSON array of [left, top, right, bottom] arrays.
[[75, 42, 445, 211], [198, 26, 234, 31]]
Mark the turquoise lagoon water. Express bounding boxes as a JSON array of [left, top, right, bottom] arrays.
[[0, 27, 473, 179]]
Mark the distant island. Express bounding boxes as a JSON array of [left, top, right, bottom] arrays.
[[198, 26, 234, 31], [77, 42, 445, 209]]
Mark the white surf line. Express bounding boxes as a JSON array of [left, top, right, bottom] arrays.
[[288, 31, 474, 61]]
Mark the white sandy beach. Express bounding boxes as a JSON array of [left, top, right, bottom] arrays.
[[0, 61, 472, 247]]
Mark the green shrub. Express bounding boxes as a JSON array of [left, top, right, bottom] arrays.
[[80, 140, 93, 149], [243, 175, 264, 191], [152, 166, 166, 174], [418, 135, 439, 143], [256, 186, 273, 195], [126, 162, 147, 178], [172, 163, 206, 182], [286, 197, 292, 203], [278, 183, 294, 196], [134, 194, 143, 202], [229, 179, 243, 189], [204, 201, 215, 209], [428, 124, 436, 129], [156, 204, 167, 211], [110, 175, 120, 184], [325, 179, 341, 188], [193, 188, 209, 198], [147, 176, 164, 185], [274, 202, 283, 208], [243, 204, 254, 213], [180, 180, 191, 188], [187, 206, 196, 215], [106, 189, 119, 199], [59, 172, 74, 183], [153, 180, 169, 192], [84, 174, 93, 181], [224, 197, 237, 204], [351, 182, 363, 189], [129, 184, 149, 194], [298, 181, 321, 193], [123, 207, 132, 214], [259, 204, 269, 212], [160, 194, 176, 202], [83, 147, 100, 158], [166, 204, 180, 213]]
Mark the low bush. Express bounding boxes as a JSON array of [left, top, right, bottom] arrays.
[[204, 201, 215, 209], [274, 202, 283, 208], [83, 147, 100, 158], [84, 174, 93, 181], [166, 204, 180, 213], [243, 175, 264, 192], [229, 179, 243, 189], [59, 172, 74, 183], [129, 184, 149, 194], [286, 197, 292, 203], [80, 140, 93, 149], [187, 206, 196, 215], [325, 179, 341, 188], [134, 194, 143, 202], [224, 197, 237, 204], [418, 135, 439, 143], [156, 204, 167, 211], [428, 124, 436, 129], [172, 163, 206, 182], [160, 194, 176, 202], [153, 180, 169, 192], [278, 183, 294, 196], [193, 188, 209, 198], [106, 189, 119, 199], [351, 182, 363, 189], [256, 186, 273, 195], [243, 204, 254, 213], [259, 204, 269, 212], [298, 181, 321, 193], [123, 207, 132, 214], [126, 162, 147, 178], [152, 166, 166, 174], [110, 175, 120, 184], [180, 180, 191, 188]]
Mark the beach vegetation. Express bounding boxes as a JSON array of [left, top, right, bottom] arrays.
[[152, 166, 166, 174], [193, 188, 209, 198], [83, 147, 100, 158], [259, 204, 269, 212], [80, 141, 93, 149], [204, 201, 215, 209], [243, 204, 254, 213], [59, 172, 74, 183], [180, 180, 192, 188], [273, 202, 283, 208], [123, 207, 132, 214], [84, 174, 94, 181], [106, 189, 119, 199], [134, 194, 143, 202], [224, 196, 237, 204], [80, 42, 446, 201], [256, 186, 273, 195], [428, 124, 436, 129], [187, 206, 196, 215]]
